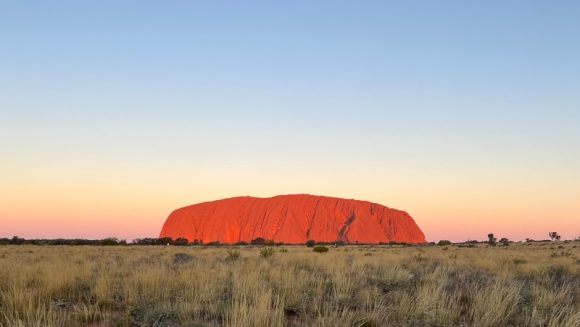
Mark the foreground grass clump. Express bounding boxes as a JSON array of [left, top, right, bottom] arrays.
[[0, 243, 579, 326], [259, 247, 274, 258], [312, 245, 329, 253]]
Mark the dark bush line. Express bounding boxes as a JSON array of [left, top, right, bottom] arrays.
[[0, 236, 127, 246], [1, 236, 420, 247], [3, 235, 575, 247]]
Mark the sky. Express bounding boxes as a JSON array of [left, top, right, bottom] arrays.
[[1, 1, 579, 242]]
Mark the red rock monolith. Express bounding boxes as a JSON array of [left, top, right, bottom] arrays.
[[159, 194, 426, 244]]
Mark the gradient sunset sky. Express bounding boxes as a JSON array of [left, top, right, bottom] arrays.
[[1, 1, 579, 242]]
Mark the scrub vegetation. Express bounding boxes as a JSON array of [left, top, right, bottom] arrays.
[[0, 242, 579, 327]]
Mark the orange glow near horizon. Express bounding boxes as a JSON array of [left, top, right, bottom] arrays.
[[2, 159, 578, 242]]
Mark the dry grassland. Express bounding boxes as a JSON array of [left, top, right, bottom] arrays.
[[0, 242, 579, 327]]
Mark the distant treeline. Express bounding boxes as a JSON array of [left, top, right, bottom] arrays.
[[1, 236, 423, 247], [0, 236, 129, 246], [1, 236, 574, 247]]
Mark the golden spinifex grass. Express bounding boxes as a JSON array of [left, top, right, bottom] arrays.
[[0, 243, 579, 327]]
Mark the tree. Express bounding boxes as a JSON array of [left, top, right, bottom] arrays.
[[250, 237, 266, 246], [437, 240, 452, 246], [499, 237, 510, 246], [157, 237, 173, 245], [191, 239, 203, 246], [173, 238, 189, 246], [487, 233, 497, 246], [549, 232, 561, 242], [10, 236, 25, 245], [100, 237, 119, 246], [305, 240, 316, 247], [264, 239, 276, 246]]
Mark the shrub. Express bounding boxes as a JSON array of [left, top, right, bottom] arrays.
[[100, 238, 119, 246], [487, 233, 497, 246], [173, 238, 189, 246], [437, 240, 452, 246], [157, 237, 174, 245], [251, 237, 266, 245], [10, 236, 25, 245], [312, 246, 329, 253], [305, 240, 316, 247], [226, 249, 241, 262], [499, 238, 510, 246], [260, 247, 274, 258], [132, 238, 159, 245]]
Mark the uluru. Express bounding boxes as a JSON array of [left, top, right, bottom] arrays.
[[159, 194, 426, 244]]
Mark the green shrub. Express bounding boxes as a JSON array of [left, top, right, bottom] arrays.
[[260, 247, 274, 258], [306, 240, 316, 247], [312, 246, 329, 253], [437, 240, 452, 246]]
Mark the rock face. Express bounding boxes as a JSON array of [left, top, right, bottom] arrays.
[[159, 194, 426, 244]]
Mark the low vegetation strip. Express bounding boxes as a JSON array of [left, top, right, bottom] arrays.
[[0, 242, 579, 326]]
